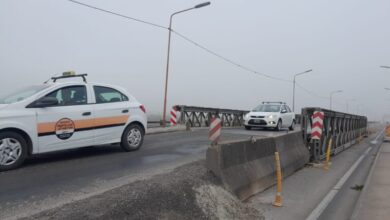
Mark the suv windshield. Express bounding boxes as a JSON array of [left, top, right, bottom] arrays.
[[253, 104, 281, 112], [0, 85, 50, 104]]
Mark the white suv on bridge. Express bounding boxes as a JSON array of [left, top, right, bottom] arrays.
[[0, 72, 147, 171], [244, 102, 295, 131]]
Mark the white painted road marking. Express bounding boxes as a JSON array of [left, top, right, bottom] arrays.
[[370, 127, 385, 145]]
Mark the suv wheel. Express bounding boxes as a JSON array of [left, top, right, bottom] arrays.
[[275, 120, 282, 131], [245, 126, 251, 130], [121, 124, 144, 151], [289, 120, 295, 131], [0, 132, 28, 171]]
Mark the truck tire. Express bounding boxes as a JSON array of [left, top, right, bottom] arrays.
[[289, 120, 295, 131], [121, 124, 144, 151], [275, 119, 282, 131], [0, 132, 28, 171]]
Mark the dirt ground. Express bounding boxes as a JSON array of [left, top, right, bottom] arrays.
[[23, 160, 264, 220]]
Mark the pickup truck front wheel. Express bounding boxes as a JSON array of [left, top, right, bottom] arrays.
[[0, 132, 28, 172]]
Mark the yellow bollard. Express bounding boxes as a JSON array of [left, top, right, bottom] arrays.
[[324, 138, 332, 170], [273, 152, 283, 207], [358, 131, 363, 143]]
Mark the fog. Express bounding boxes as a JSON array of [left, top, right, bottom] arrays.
[[1, 0, 390, 121]]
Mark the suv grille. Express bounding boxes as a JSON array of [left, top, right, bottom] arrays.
[[248, 119, 267, 125], [251, 116, 265, 118]]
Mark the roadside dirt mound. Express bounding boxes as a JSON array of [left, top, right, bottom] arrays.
[[24, 160, 263, 220]]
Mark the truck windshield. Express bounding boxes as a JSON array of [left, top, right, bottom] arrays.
[[0, 85, 50, 104], [253, 104, 281, 112]]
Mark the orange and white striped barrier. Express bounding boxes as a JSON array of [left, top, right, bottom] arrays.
[[311, 111, 324, 140], [170, 107, 177, 126], [209, 116, 221, 144]]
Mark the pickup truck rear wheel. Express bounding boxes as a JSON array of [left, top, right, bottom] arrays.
[[289, 120, 295, 131], [0, 132, 27, 171], [121, 124, 144, 151]]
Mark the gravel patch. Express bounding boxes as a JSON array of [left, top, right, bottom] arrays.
[[22, 160, 263, 220]]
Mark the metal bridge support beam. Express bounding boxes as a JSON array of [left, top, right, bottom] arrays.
[[301, 107, 367, 162]]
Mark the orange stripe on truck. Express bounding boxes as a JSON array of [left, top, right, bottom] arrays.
[[94, 115, 129, 127], [37, 115, 129, 134], [37, 122, 57, 134]]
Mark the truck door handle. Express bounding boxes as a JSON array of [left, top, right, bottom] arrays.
[[122, 109, 129, 113], [82, 112, 91, 116]]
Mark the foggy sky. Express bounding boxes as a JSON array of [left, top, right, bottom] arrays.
[[1, 0, 390, 121]]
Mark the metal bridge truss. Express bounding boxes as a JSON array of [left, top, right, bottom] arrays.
[[175, 105, 249, 127], [301, 107, 367, 161]]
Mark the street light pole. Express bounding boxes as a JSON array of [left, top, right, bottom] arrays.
[[329, 90, 342, 110], [162, 2, 211, 127], [357, 104, 365, 116], [346, 99, 355, 113], [292, 69, 312, 113]]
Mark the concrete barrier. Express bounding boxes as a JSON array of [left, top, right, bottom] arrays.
[[275, 132, 310, 177], [206, 131, 310, 201]]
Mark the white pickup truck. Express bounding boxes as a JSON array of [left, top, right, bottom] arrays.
[[0, 72, 147, 171]]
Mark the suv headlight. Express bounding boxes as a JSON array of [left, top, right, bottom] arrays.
[[267, 115, 277, 119]]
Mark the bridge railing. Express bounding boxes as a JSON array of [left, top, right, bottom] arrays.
[[175, 105, 249, 127], [301, 107, 367, 161], [172, 105, 302, 127]]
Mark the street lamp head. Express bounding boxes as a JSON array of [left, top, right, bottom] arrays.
[[380, 66, 390, 69], [329, 90, 342, 110], [295, 69, 313, 77], [292, 68, 313, 112], [330, 90, 342, 96], [385, 88, 390, 91], [194, 2, 211, 8]]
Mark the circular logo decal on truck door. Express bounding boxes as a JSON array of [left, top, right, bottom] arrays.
[[55, 118, 75, 140]]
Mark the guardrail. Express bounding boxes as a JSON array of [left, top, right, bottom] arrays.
[[301, 107, 367, 161], [175, 105, 249, 127]]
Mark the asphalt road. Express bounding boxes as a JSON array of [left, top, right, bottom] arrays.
[[0, 126, 292, 220], [318, 137, 382, 220]]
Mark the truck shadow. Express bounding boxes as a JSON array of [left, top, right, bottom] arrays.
[[23, 145, 124, 166]]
